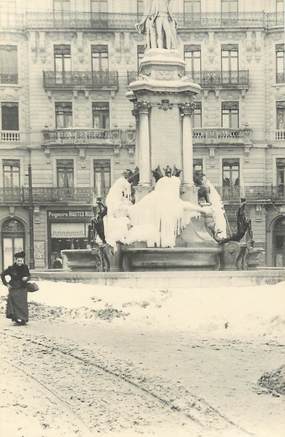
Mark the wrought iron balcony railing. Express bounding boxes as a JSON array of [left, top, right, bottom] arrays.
[[217, 185, 285, 202], [193, 127, 252, 144], [1, 130, 21, 142], [0, 73, 18, 84], [43, 71, 119, 90], [1, 11, 284, 31], [186, 70, 249, 88]]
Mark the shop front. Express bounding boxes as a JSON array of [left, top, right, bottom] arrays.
[[47, 209, 93, 268], [273, 215, 285, 267]]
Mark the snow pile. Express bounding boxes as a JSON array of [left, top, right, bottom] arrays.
[[207, 178, 228, 239], [1, 280, 285, 342]]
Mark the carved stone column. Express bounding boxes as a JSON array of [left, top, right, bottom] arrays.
[[180, 102, 196, 198], [136, 100, 151, 186]]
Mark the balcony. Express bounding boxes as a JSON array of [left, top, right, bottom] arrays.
[[193, 127, 252, 145], [0, 73, 18, 84], [275, 130, 285, 141], [43, 71, 119, 92], [42, 128, 123, 146], [1, 130, 21, 143], [186, 71, 249, 91], [0, 187, 94, 205], [218, 186, 285, 203]]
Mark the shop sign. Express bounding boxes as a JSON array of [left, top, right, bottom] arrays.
[[48, 210, 93, 220], [51, 223, 87, 238]]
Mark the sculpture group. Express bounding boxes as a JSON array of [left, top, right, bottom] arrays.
[[136, 0, 177, 50]]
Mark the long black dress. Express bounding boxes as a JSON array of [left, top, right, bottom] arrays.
[[1, 263, 30, 323]]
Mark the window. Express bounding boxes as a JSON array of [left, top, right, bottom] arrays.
[[221, 45, 239, 84], [53, 0, 70, 24], [184, 0, 201, 23], [192, 102, 202, 128], [91, 45, 109, 71], [222, 159, 240, 189], [91, 0, 108, 25], [56, 159, 74, 188], [221, 0, 238, 22], [54, 45, 71, 83], [277, 101, 285, 129], [92, 102, 110, 129], [221, 102, 239, 128], [2, 218, 24, 269], [3, 159, 20, 188], [276, 44, 285, 83], [1, 103, 19, 130], [0, 46, 17, 84], [276, 158, 285, 187], [55, 102, 72, 128], [184, 45, 201, 81], [94, 159, 111, 198], [137, 45, 145, 71], [193, 158, 203, 174], [137, 0, 144, 17]]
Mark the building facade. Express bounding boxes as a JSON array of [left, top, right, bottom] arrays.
[[0, 0, 285, 269]]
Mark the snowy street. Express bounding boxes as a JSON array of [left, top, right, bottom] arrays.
[[1, 280, 285, 437]]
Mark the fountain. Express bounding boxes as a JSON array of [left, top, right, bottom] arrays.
[[61, 0, 263, 272]]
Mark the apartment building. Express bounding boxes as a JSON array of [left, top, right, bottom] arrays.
[[0, 0, 285, 269]]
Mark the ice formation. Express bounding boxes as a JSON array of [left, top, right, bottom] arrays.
[[104, 175, 205, 248], [206, 178, 228, 239]]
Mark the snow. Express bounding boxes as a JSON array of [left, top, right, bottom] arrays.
[[2, 279, 284, 342]]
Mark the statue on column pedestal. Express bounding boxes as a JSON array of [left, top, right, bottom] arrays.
[[136, 0, 177, 50]]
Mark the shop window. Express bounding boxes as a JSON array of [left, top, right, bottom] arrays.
[[92, 102, 110, 129], [91, 44, 109, 71], [2, 218, 25, 269], [0, 45, 17, 84], [221, 101, 239, 128], [276, 44, 285, 83], [3, 159, 20, 188], [55, 102, 72, 128], [1, 102, 19, 131], [56, 159, 74, 188], [94, 159, 111, 198], [184, 45, 201, 81]]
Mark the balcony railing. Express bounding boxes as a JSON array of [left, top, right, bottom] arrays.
[[186, 70, 249, 88], [275, 130, 285, 140], [218, 185, 285, 202], [1, 11, 284, 31], [193, 128, 252, 144], [42, 128, 123, 145], [0, 73, 18, 84], [43, 71, 119, 90], [1, 130, 21, 142]]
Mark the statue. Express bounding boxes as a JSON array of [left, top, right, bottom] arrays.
[[136, 0, 177, 50]]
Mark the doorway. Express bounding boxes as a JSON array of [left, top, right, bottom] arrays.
[[2, 218, 25, 269], [273, 216, 285, 266]]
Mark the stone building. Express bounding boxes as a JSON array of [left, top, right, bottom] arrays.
[[0, 0, 285, 269]]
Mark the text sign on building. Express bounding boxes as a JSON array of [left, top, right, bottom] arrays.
[[51, 223, 87, 238], [48, 210, 93, 220]]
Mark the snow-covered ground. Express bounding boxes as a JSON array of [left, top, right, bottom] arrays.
[[1, 279, 285, 437]]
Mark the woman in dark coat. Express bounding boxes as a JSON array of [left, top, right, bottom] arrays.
[[1, 251, 30, 325]]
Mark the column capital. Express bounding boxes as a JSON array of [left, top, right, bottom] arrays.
[[135, 100, 152, 115], [179, 102, 196, 117]]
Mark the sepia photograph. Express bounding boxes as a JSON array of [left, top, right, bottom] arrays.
[[0, 0, 285, 435]]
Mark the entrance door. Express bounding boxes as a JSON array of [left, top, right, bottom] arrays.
[[273, 216, 285, 266], [2, 219, 25, 269]]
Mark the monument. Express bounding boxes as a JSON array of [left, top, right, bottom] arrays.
[[61, 0, 263, 271]]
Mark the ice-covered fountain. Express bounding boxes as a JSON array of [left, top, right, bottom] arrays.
[[61, 0, 262, 272]]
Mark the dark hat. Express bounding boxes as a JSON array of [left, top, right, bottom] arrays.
[[14, 251, 25, 259], [240, 198, 246, 203]]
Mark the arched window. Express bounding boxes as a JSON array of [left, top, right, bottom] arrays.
[[2, 218, 25, 269]]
